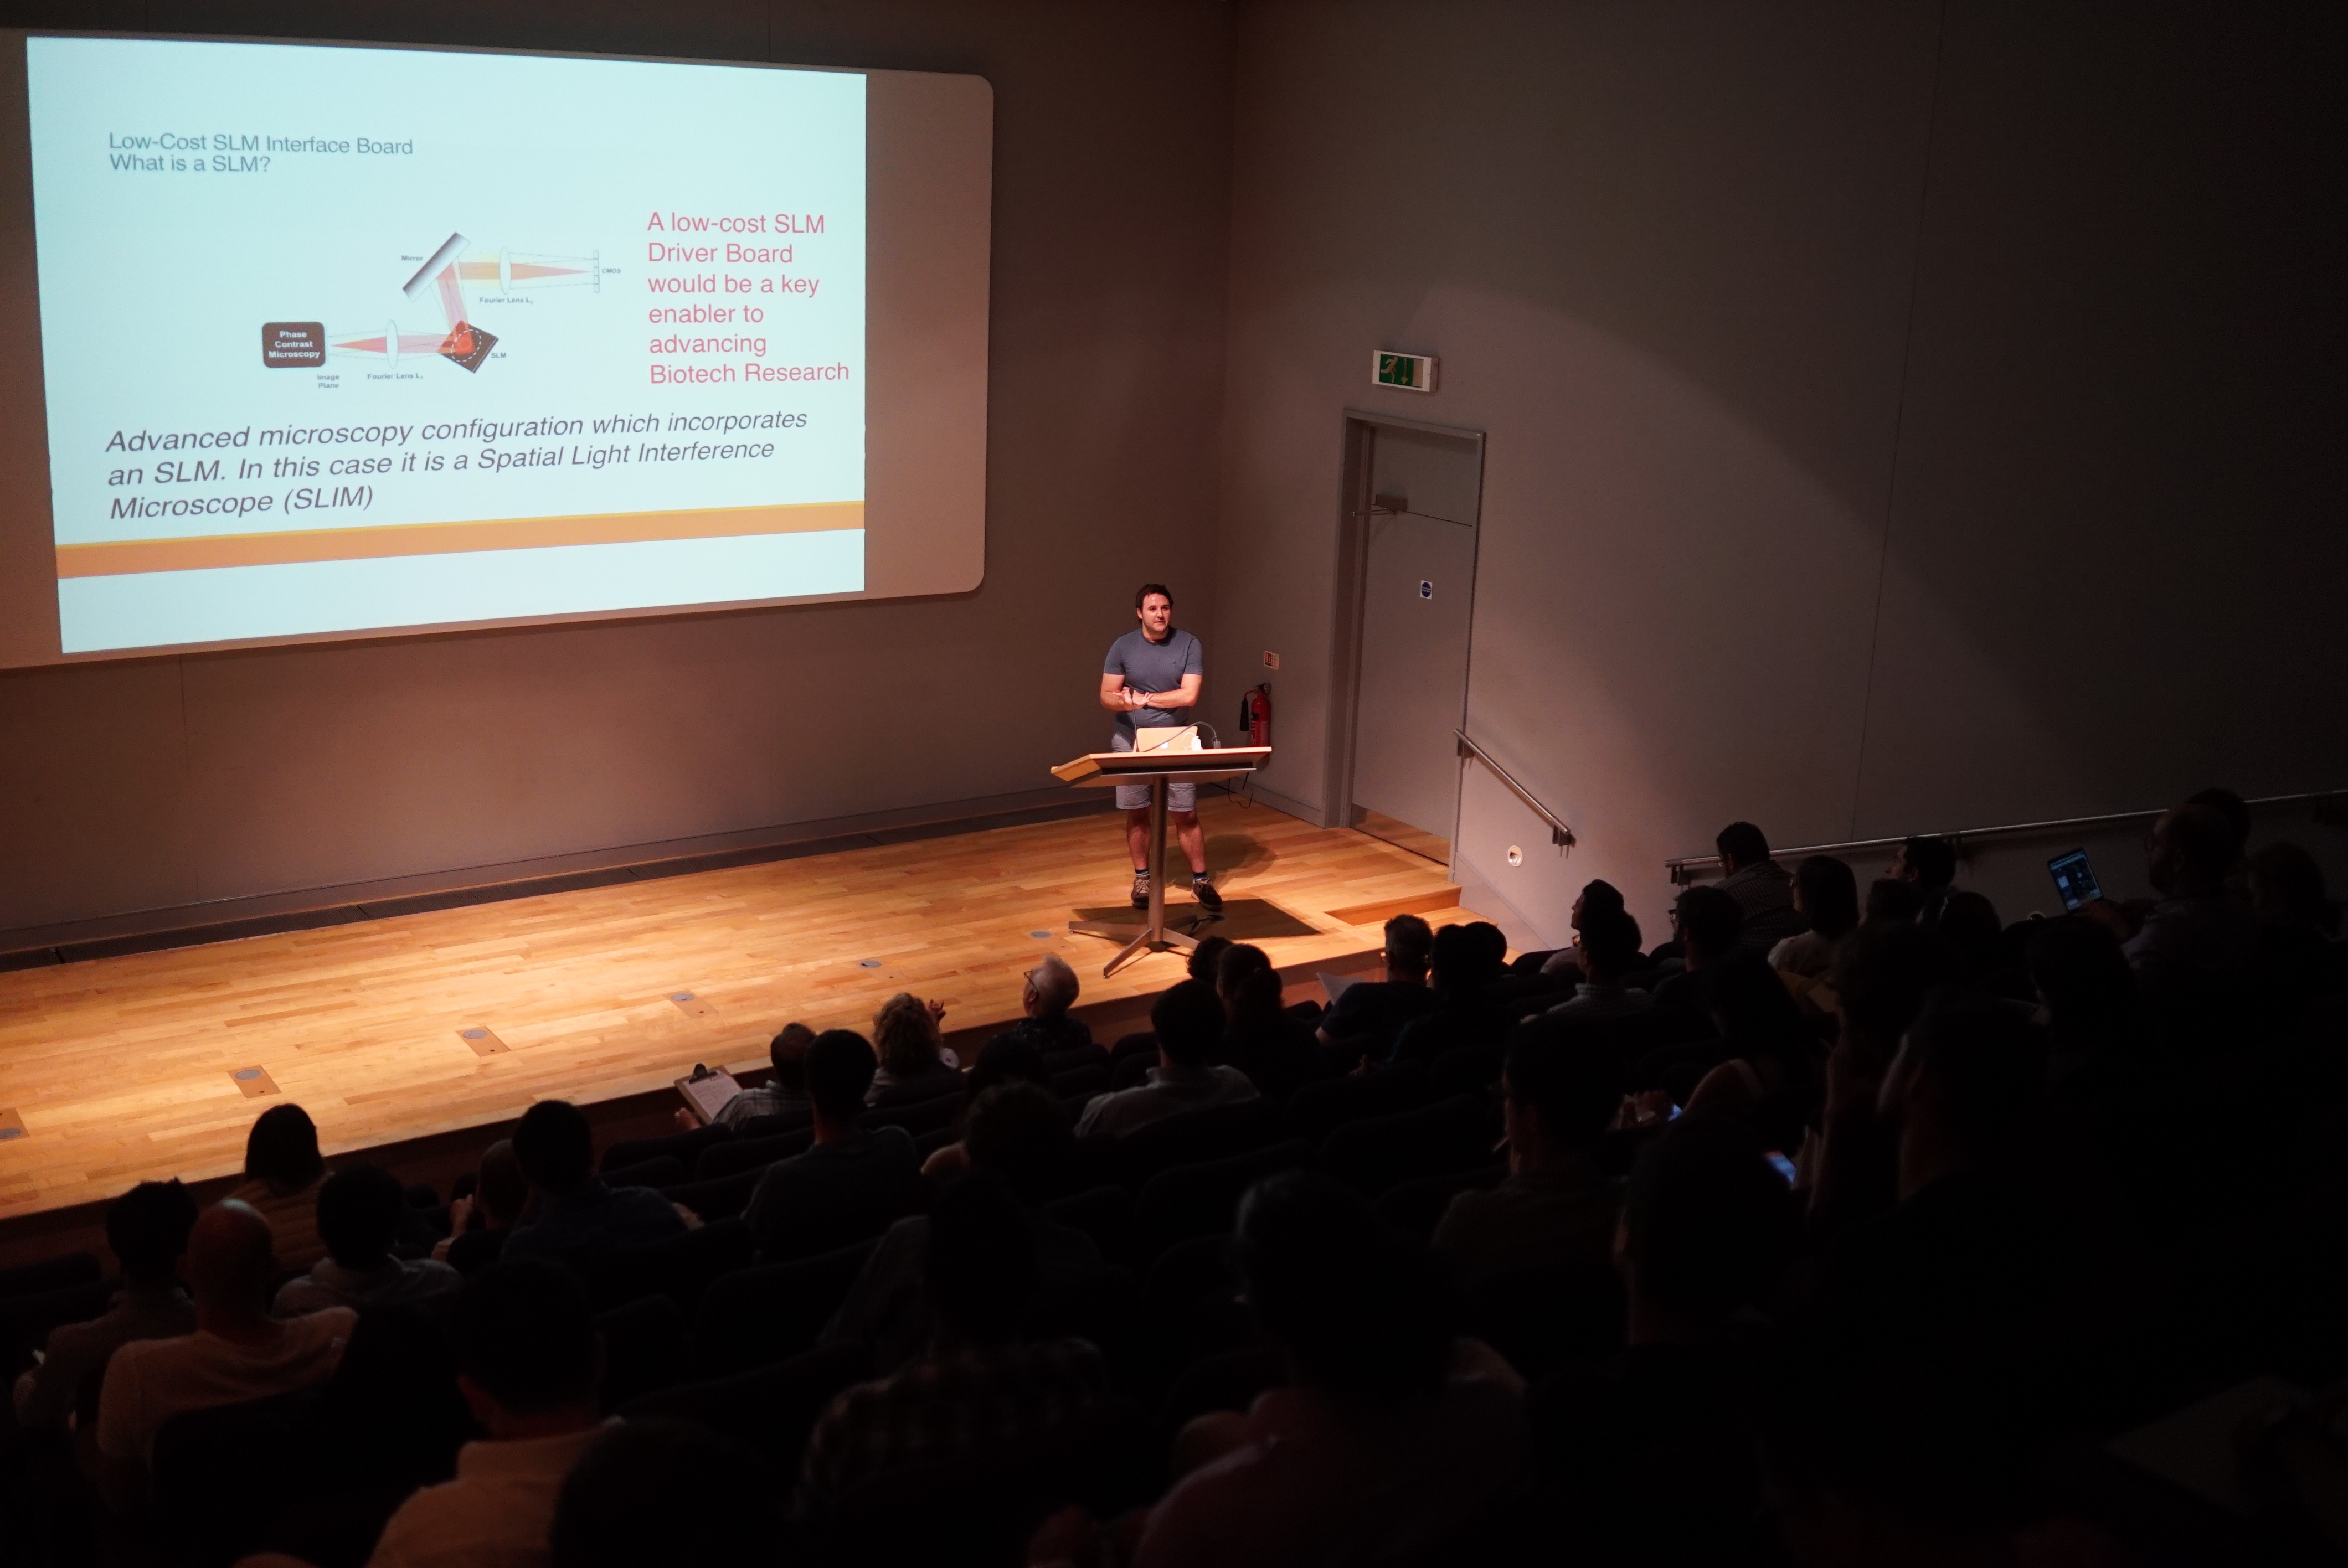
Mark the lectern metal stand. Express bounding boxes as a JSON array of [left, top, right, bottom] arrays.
[[1054, 745, 1271, 977]]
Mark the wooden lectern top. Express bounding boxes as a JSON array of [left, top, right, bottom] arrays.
[[1050, 744, 1272, 785]]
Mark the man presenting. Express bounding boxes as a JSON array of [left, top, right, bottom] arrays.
[[1100, 583, 1221, 911]]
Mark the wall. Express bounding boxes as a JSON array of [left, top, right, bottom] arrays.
[[1212, 0, 2346, 945], [0, 0, 1236, 941]]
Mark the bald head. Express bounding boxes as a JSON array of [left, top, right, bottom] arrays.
[[188, 1200, 279, 1321], [1026, 955, 1079, 1019], [2150, 803, 2236, 898]]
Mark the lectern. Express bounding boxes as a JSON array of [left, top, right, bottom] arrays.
[[1052, 736, 1273, 976]]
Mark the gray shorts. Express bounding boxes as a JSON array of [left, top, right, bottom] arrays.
[[1113, 729, 1198, 813]]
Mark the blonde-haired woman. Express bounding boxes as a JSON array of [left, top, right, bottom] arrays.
[[867, 991, 962, 1106]]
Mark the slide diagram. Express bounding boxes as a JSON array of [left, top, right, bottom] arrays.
[[262, 230, 603, 376]]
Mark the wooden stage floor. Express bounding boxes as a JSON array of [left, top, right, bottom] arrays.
[[0, 796, 1477, 1223]]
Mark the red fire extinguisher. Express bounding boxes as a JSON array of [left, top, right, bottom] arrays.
[[1242, 684, 1271, 747]]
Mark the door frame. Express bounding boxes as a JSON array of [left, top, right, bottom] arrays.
[[1324, 409, 1489, 870]]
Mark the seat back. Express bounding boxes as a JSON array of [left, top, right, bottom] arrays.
[[688, 1237, 880, 1378], [625, 1339, 871, 1466], [861, 1089, 966, 1137], [592, 1292, 686, 1411], [0, 1251, 102, 1299], [656, 1165, 768, 1223], [1321, 1094, 1499, 1198], [1282, 1060, 1430, 1143], [150, 1390, 318, 1567], [696, 1125, 817, 1181], [1079, 1097, 1281, 1193], [1127, 1138, 1316, 1268], [1040, 1185, 1134, 1257], [1048, 1063, 1111, 1100], [570, 1216, 755, 1313], [600, 1121, 732, 1177]]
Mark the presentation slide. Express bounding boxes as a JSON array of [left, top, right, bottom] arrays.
[[25, 37, 869, 654]]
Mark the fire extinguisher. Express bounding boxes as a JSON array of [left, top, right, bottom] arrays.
[[1242, 683, 1272, 747]]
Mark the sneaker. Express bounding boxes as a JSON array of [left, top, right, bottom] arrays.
[[1130, 872, 1151, 909], [1191, 874, 1224, 912]]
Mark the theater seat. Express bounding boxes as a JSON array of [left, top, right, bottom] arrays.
[[593, 1293, 686, 1411], [656, 1165, 768, 1223], [1376, 1162, 1507, 1242], [1283, 1060, 1430, 1143], [1077, 1097, 1281, 1193], [1040, 1042, 1110, 1075], [597, 1154, 687, 1190], [1321, 1094, 1499, 1198], [1048, 1063, 1111, 1100], [689, 1237, 880, 1378], [861, 1089, 966, 1137], [568, 1216, 754, 1313], [1460, 1257, 1626, 1381], [600, 1121, 732, 1177], [150, 1390, 318, 1566], [1041, 1185, 1134, 1257], [0, 1251, 102, 1299], [625, 1339, 871, 1467], [1427, 1040, 1505, 1098], [695, 1125, 818, 1181], [1127, 1139, 1316, 1269]]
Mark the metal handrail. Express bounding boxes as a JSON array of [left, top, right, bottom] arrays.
[[1664, 788, 2347, 884], [1454, 730, 1574, 849]]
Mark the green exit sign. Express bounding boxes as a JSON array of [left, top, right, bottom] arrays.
[[1373, 350, 1438, 393]]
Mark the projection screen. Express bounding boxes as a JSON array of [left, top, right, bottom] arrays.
[[0, 33, 991, 667]]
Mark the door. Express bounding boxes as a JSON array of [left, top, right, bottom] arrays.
[[1348, 422, 1482, 862]]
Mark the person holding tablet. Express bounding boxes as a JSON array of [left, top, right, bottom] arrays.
[[1100, 583, 1220, 911]]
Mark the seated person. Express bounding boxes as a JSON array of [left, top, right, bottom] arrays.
[[1678, 956, 1825, 1155], [229, 1102, 333, 1273], [1543, 907, 1652, 1023], [1076, 980, 1258, 1138], [832, 1082, 1101, 1372], [867, 992, 964, 1107], [1716, 821, 1804, 955], [1109, 1172, 1525, 1568], [276, 1164, 461, 1318], [1216, 943, 1328, 1098], [1649, 886, 1742, 1015], [1530, 1115, 1796, 1565], [437, 1139, 529, 1274], [93, 1200, 356, 1505], [1535, 880, 1629, 977], [1865, 876, 1924, 925], [1390, 923, 1513, 1064], [1884, 833, 1959, 923], [1768, 855, 1859, 979], [1315, 913, 1440, 1063], [2086, 802, 2260, 1000], [797, 1169, 1114, 1514], [921, 1035, 1058, 1177], [2248, 841, 2336, 951], [363, 1260, 606, 1568], [745, 1030, 924, 1258], [1433, 1029, 1620, 1278], [502, 1101, 691, 1263], [993, 955, 1095, 1058], [14, 1179, 198, 1432], [549, 1420, 773, 1568], [713, 1023, 816, 1131]]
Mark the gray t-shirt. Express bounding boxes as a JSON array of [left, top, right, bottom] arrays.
[[1103, 627, 1203, 735]]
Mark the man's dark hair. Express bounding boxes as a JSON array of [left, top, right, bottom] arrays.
[[2185, 787, 2251, 857], [2160, 802, 2239, 889], [452, 1260, 600, 1414], [1503, 1028, 1619, 1149], [963, 1082, 1074, 1202], [1382, 912, 1436, 978], [1706, 955, 1810, 1060], [967, 1034, 1049, 1098], [1215, 943, 1284, 1024], [1151, 979, 1225, 1066], [1134, 581, 1172, 610], [243, 1103, 325, 1192], [1674, 884, 1744, 966], [1235, 1171, 1450, 1405], [1938, 891, 2002, 979], [769, 1023, 815, 1092], [924, 1169, 1038, 1347], [2248, 842, 2334, 935], [1866, 877, 1924, 925], [1622, 1113, 1795, 1322], [1833, 921, 1956, 1054], [1900, 835, 1959, 891], [550, 1419, 771, 1568], [1578, 906, 1644, 981], [805, 1029, 879, 1124], [107, 1180, 198, 1285], [2026, 916, 2141, 1053], [1577, 879, 1626, 919], [476, 1140, 529, 1229], [315, 1164, 405, 1270], [1716, 822, 1772, 869], [512, 1100, 596, 1199], [1903, 990, 2047, 1154], [1794, 855, 1860, 940], [1429, 922, 1511, 997], [1186, 933, 1233, 986]]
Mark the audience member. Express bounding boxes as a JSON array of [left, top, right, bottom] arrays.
[[1863, 876, 1923, 926], [1716, 822, 1804, 953], [867, 991, 964, 1106], [798, 1169, 1114, 1513], [1937, 889, 2005, 986], [2184, 786, 2251, 863], [1433, 1028, 1619, 1277], [229, 1103, 333, 1273], [1542, 906, 1652, 1023], [965, 1031, 1053, 1097], [1768, 855, 1858, 979], [2248, 840, 2337, 945], [1216, 943, 1328, 1097], [1680, 955, 1824, 1154], [1884, 834, 1958, 923], [502, 1101, 689, 1262], [713, 1023, 815, 1130], [1115, 1173, 1524, 1567], [1805, 922, 1956, 1231], [13, 1179, 198, 1431], [275, 1165, 461, 1318], [1650, 885, 1743, 1014], [1390, 921, 1513, 1061], [549, 1419, 775, 1568], [362, 1260, 606, 1568], [1077, 980, 1259, 1137], [1536, 879, 1629, 976], [745, 1029, 923, 1257], [834, 1082, 1100, 1371], [438, 1139, 529, 1273], [94, 1200, 354, 1490], [1314, 913, 1439, 1062], [2086, 802, 2261, 999], [1531, 1115, 1796, 1565], [994, 954, 1094, 1057]]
